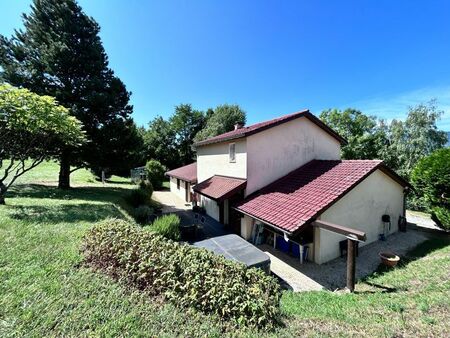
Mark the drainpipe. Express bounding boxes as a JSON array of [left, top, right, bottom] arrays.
[[403, 187, 409, 218]]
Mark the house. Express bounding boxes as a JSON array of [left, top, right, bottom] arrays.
[[166, 162, 197, 203], [168, 110, 409, 264]]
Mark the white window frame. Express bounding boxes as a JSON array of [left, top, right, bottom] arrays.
[[229, 143, 236, 163]]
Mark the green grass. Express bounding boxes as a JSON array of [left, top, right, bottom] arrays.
[[1, 161, 449, 337], [162, 180, 170, 189], [281, 238, 450, 336]]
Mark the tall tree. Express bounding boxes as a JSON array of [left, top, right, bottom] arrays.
[[194, 104, 246, 142], [0, 84, 85, 204], [320, 108, 383, 159], [170, 104, 206, 166], [0, 0, 133, 188], [385, 100, 447, 177], [142, 116, 177, 169], [87, 118, 144, 179]]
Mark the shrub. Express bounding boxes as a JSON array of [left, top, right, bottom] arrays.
[[150, 214, 181, 241], [139, 179, 154, 197], [125, 188, 151, 208], [431, 206, 450, 230], [145, 159, 167, 190], [82, 219, 281, 328], [410, 148, 449, 229], [410, 148, 450, 208], [134, 206, 154, 225]]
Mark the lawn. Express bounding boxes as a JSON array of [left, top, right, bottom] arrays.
[[1, 161, 449, 337]]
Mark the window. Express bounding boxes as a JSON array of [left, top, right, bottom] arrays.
[[177, 178, 180, 189], [229, 143, 236, 163]]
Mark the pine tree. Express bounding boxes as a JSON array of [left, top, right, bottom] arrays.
[[0, 0, 134, 188]]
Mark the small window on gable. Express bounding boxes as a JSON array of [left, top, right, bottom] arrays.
[[177, 178, 180, 189], [229, 143, 236, 163]]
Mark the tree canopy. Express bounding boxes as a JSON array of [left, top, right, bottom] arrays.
[[385, 101, 447, 177], [143, 116, 178, 169], [0, 84, 85, 204], [170, 104, 206, 166], [142, 104, 247, 169], [319, 108, 382, 160], [320, 102, 447, 178], [0, 0, 136, 188], [194, 104, 246, 143]]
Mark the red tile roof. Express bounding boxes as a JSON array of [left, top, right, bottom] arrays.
[[166, 162, 197, 183], [235, 160, 408, 234], [194, 110, 347, 147], [193, 175, 247, 201]]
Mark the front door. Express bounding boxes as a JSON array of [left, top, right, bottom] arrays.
[[185, 182, 189, 202]]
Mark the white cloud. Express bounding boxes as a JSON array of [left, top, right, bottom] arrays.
[[345, 86, 450, 130]]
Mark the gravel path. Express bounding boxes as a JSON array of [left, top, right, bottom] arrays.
[[260, 230, 429, 291], [406, 210, 445, 232]]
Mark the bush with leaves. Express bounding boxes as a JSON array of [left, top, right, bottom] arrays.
[[145, 159, 167, 190], [138, 179, 154, 196], [150, 214, 181, 241], [134, 206, 154, 225], [431, 206, 450, 230], [81, 219, 281, 328], [125, 188, 151, 208], [410, 148, 449, 229]]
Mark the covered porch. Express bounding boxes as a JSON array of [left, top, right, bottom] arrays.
[[257, 230, 428, 291], [193, 175, 246, 232]]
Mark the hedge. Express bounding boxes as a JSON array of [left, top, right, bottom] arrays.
[[81, 219, 281, 328]]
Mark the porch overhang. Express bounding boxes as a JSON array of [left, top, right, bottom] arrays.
[[193, 175, 246, 202]]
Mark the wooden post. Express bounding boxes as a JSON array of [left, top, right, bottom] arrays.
[[346, 238, 356, 292]]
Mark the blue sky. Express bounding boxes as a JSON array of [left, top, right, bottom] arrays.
[[1, 0, 450, 130]]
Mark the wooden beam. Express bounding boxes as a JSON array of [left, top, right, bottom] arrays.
[[313, 220, 367, 241]]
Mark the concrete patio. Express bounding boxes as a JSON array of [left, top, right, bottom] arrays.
[[153, 190, 192, 213], [259, 230, 429, 292]]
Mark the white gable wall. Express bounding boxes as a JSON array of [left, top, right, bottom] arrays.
[[196, 139, 246, 221], [246, 117, 341, 195], [196, 138, 247, 183], [313, 169, 405, 264]]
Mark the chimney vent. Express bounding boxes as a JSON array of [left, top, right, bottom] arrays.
[[234, 122, 244, 130]]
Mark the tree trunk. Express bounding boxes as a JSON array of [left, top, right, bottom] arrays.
[[58, 151, 71, 189], [0, 182, 7, 205]]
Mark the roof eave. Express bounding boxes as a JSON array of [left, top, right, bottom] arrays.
[[194, 109, 347, 147], [233, 207, 294, 235], [165, 172, 197, 184]]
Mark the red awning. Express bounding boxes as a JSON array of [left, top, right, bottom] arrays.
[[193, 175, 246, 201]]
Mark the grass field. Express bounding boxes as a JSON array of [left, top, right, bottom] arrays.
[[1, 161, 449, 336]]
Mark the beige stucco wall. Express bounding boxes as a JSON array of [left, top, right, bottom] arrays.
[[200, 195, 220, 221], [169, 177, 190, 202], [314, 169, 405, 264], [240, 214, 255, 240], [245, 117, 341, 195], [196, 139, 247, 183]]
